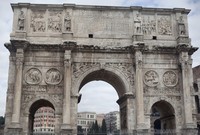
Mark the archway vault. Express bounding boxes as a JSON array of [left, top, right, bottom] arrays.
[[77, 67, 129, 98]]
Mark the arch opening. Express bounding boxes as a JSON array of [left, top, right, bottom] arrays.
[[77, 69, 124, 134], [29, 99, 55, 134], [79, 69, 126, 98], [150, 100, 176, 134]]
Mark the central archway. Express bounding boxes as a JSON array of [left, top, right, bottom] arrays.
[[79, 69, 127, 97], [76, 69, 129, 133]]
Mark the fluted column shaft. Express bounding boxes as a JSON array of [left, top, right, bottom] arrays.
[[135, 50, 145, 128], [62, 50, 72, 127], [12, 48, 24, 124]]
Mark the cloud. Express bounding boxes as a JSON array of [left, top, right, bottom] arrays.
[[78, 81, 119, 114]]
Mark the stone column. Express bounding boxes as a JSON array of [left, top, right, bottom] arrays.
[[135, 49, 146, 129], [179, 51, 195, 128], [61, 49, 72, 132], [11, 48, 24, 126]]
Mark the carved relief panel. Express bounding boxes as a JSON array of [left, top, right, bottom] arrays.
[[48, 10, 62, 33], [45, 68, 62, 85], [157, 15, 172, 35], [163, 71, 178, 87], [30, 10, 46, 32], [142, 14, 156, 35], [143, 69, 179, 96], [144, 70, 159, 87], [18, 10, 25, 31], [25, 68, 42, 85]]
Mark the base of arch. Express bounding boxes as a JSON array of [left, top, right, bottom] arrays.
[[61, 124, 73, 135], [4, 127, 22, 135], [133, 129, 149, 135], [180, 128, 198, 135]]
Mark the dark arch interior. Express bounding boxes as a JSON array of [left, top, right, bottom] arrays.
[[151, 100, 176, 132], [29, 99, 55, 133], [79, 69, 126, 97], [152, 100, 174, 118]]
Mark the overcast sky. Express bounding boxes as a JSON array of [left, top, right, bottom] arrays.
[[0, 0, 200, 116]]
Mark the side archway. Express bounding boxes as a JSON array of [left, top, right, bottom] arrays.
[[25, 97, 59, 134], [150, 100, 176, 133]]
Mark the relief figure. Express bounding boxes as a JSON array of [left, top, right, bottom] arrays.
[[64, 12, 71, 32], [18, 10, 25, 30]]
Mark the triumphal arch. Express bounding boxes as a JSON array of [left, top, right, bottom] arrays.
[[4, 3, 199, 135]]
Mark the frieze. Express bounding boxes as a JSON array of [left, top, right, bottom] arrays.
[[45, 68, 62, 85], [144, 86, 180, 96], [163, 71, 178, 87], [47, 85, 63, 94], [142, 15, 156, 35], [144, 70, 159, 87], [30, 10, 46, 32], [23, 85, 47, 93], [48, 10, 62, 32], [24, 68, 42, 85], [157, 15, 172, 35]]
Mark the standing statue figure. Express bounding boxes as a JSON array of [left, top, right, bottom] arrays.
[[178, 16, 186, 35], [134, 14, 142, 34], [64, 12, 71, 32], [18, 10, 25, 30]]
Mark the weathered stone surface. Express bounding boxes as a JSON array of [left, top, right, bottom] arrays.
[[4, 3, 198, 135]]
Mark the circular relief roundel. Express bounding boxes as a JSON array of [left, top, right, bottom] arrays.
[[144, 70, 159, 87], [45, 68, 62, 85], [25, 68, 42, 84], [163, 71, 178, 87]]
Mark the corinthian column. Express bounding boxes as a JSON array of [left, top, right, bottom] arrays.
[[135, 50, 145, 129], [11, 48, 24, 125], [62, 49, 72, 129], [179, 51, 195, 127]]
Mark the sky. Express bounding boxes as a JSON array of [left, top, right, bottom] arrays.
[[0, 0, 200, 116]]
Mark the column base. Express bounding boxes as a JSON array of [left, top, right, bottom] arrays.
[[5, 127, 22, 135], [61, 124, 72, 135], [133, 129, 149, 135], [181, 128, 198, 135]]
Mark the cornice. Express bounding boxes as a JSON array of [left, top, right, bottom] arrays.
[[11, 3, 190, 14]]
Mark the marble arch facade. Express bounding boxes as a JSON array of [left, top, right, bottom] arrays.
[[4, 3, 198, 135]]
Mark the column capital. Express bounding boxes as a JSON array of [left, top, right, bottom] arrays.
[[135, 51, 143, 69], [64, 50, 71, 68], [177, 44, 198, 55], [10, 39, 29, 50]]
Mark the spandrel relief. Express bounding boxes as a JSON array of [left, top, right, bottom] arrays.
[[18, 10, 25, 31], [142, 15, 156, 35], [45, 68, 62, 85], [158, 15, 172, 35], [25, 68, 42, 85], [30, 10, 46, 32], [48, 11, 62, 32], [163, 71, 178, 87], [144, 70, 159, 87]]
